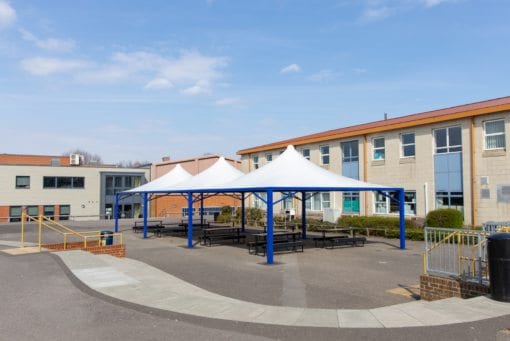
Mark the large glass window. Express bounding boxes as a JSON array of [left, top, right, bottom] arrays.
[[401, 133, 416, 158], [435, 126, 462, 154], [373, 137, 385, 160], [43, 176, 84, 189], [342, 140, 359, 162], [484, 119, 506, 150], [305, 192, 331, 211], [302, 149, 310, 160], [9, 206, 22, 222], [282, 193, 293, 210], [320, 145, 330, 165], [436, 192, 464, 212], [15, 176, 30, 189], [374, 191, 416, 215]]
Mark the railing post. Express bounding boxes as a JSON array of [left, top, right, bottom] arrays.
[[38, 215, 42, 252], [21, 210, 25, 248]]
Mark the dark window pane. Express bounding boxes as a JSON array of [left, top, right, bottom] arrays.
[[403, 145, 415, 157], [27, 206, 38, 216], [402, 133, 415, 145], [435, 129, 447, 149], [449, 127, 462, 146], [16, 176, 30, 188], [374, 138, 385, 148], [57, 177, 72, 188], [124, 176, 132, 188], [43, 177, 56, 188], [73, 177, 84, 188], [106, 176, 113, 188], [115, 177, 122, 187]]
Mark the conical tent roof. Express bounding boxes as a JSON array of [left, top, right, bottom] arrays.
[[124, 164, 192, 193], [173, 157, 244, 190], [216, 145, 387, 191]]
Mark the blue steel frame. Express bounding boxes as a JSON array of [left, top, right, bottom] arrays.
[[116, 186, 406, 264]]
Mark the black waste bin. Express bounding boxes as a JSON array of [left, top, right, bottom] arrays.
[[487, 233, 510, 302], [100, 230, 114, 246]]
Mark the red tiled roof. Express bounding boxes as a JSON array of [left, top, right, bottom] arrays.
[[237, 96, 510, 155]]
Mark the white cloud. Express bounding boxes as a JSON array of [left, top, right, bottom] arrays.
[[181, 80, 211, 96], [20, 29, 75, 52], [20, 50, 228, 94], [422, 0, 445, 7], [214, 97, 241, 106], [362, 6, 391, 21], [144, 78, 173, 90], [0, 0, 15, 29], [280, 63, 301, 74], [307, 69, 337, 82], [20, 57, 89, 76]]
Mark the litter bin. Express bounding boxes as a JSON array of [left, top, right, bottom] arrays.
[[487, 233, 510, 302], [100, 230, 114, 246]]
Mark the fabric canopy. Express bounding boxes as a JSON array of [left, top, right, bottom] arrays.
[[205, 145, 388, 192], [124, 164, 192, 193]]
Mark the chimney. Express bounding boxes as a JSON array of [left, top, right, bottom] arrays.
[[161, 156, 171, 162], [384, 113, 388, 120]]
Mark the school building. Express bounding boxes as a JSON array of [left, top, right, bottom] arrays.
[[0, 154, 150, 222], [237, 96, 510, 227]]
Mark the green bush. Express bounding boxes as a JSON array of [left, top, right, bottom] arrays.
[[336, 216, 419, 229], [425, 209, 463, 228], [245, 207, 264, 223]]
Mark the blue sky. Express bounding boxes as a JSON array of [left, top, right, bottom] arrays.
[[1, 0, 509, 163]]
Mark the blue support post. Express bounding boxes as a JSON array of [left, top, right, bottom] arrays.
[[301, 191, 307, 240], [266, 190, 274, 264], [241, 193, 245, 232], [114, 193, 119, 233], [200, 193, 204, 227], [143, 193, 148, 239], [187, 192, 193, 248], [398, 189, 406, 249]]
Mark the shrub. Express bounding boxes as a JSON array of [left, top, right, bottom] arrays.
[[425, 209, 463, 228], [336, 216, 419, 229]]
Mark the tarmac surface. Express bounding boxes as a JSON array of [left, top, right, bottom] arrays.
[[2, 220, 510, 340]]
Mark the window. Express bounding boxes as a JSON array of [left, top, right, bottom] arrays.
[[373, 137, 385, 160], [401, 133, 416, 158], [59, 205, 70, 220], [305, 192, 330, 211], [342, 141, 359, 162], [374, 191, 416, 215], [320, 145, 330, 165], [15, 176, 30, 189], [253, 156, 259, 169], [302, 149, 310, 160], [282, 192, 293, 210], [43, 205, 55, 220], [9, 206, 22, 222], [26, 206, 38, 217], [435, 126, 462, 154], [43, 176, 85, 189], [343, 192, 360, 214], [266, 154, 272, 162], [254, 192, 267, 209], [484, 119, 506, 150], [436, 192, 464, 212]]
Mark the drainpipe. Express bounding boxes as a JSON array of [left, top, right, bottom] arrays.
[[424, 182, 429, 217], [470, 117, 477, 227], [363, 135, 368, 216]]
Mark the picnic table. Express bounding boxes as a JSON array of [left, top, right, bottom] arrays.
[[200, 226, 245, 246], [248, 231, 303, 256], [314, 228, 366, 248], [132, 220, 163, 235]]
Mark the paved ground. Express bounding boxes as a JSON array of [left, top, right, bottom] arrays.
[[2, 221, 510, 340]]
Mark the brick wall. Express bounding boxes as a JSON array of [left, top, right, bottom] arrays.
[[42, 241, 125, 258], [420, 274, 490, 301]]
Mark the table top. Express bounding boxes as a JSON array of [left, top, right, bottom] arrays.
[[252, 231, 301, 237]]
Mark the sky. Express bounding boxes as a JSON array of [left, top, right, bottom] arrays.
[[1, 0, 509, 164]]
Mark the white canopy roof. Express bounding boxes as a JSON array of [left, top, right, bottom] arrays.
[[172, 156, 245, 191], [210, 145, 388, 192], [124, 164, 192, 193]]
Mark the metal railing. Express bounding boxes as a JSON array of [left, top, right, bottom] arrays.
[[482, 221, 510, 234], [423, 227, 490, 284], [21, 213, 123, 251]]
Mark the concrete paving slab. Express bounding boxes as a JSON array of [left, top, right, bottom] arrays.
[[251, 306, 305, 326], [391, 301, 463, 326], [370, 306, 424, 328], [453, 296, 510, 318], [425, 298, 493, 323], [1, 246, 45, 255], [293, 308, 339, 328], [73, 267, 139, 288], [337, 309, 383, 328], [213, 302, 269, 322]]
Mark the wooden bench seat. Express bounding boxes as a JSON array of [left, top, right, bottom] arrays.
[[259, 240, 304, 256], [202, 233, 246, 246], [313, 235, 348, 247], [327, 236, 366, 248]]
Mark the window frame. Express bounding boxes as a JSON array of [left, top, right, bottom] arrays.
[[301, 148, 310, 160], [400, 133, 416, 158], [15, 176, 30, 189], [434, 126, 462, 154], [305, 192, 331, 211], [373, 191, 416, 215], [253, 155, 259, 170], [373, 137, 385, 160], [341, 140, 359, 163], [265, 154, 273, 163], [484, 119, 506, 150], [319, 145, 330, 165]]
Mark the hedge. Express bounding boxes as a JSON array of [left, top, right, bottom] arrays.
[[425, 209, 463, 228]]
